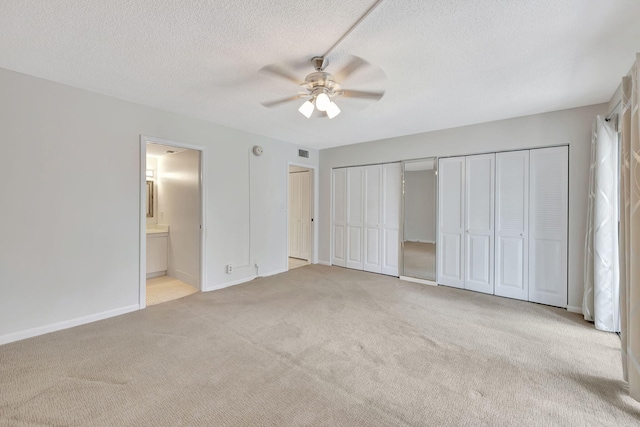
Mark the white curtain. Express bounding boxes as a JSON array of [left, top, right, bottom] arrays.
[[583, 117, 620, 332], [620, 53, 640, 402]]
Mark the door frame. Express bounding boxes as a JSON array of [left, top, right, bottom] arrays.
[[286, 161, 318, 269], [139, 135, 207, 309]]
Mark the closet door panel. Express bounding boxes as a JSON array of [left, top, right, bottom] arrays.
[[363, 165, 382, 273], [437, 157, 465, 288], [529, 146, 568, 307], [289, 172, 301, 258], [346, 167, 364, 270], [382, 163, 401, 276], [495, 151, 529, 300], [331, 168, 347, 267], [464, 154, 495, 294]]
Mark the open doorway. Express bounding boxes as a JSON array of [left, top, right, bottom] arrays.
[[140, 136, 205, 308], [287, 165, 313, 270]]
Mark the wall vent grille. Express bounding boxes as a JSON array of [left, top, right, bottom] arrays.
[[298, 149, 309, 158]]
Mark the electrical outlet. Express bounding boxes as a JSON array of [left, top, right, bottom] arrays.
[[226, 264, 233, 274]]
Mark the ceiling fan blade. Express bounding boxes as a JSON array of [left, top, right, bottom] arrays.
[[260, 65, 302, 85], [335, 56, 367, 81], [261, 94, 305, 108], [342, 90, 384, 100]]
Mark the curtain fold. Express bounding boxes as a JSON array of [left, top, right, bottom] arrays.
[[620, 53, 640, 402], [583, 117, 619, 332]]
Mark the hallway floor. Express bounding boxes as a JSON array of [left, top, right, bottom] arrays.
[[288, 257, 310, 270], [146, 275, 198, 306]]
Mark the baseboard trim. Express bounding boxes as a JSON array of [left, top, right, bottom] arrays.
[[318, 260, 331, 266], [261, 268, 287, 277], [0, 304, 140, 346], [172, 268, 199, 288], [567, 305, 583, 314], [400, 276, 438, 286], [146, 271, 166, 279]]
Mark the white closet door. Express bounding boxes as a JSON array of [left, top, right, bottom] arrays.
[[363, 165, 382, 273], [437, 157, 465, 288], [331, 168, 346, 267], [464, 154, 495, 294], [494, 151, 529, 300], [299, 171, 311, 261], [381, 163, 401, 276], [346, 167, 364, 270], [529, 146, 568, 307], [288, 172, 301, 258]]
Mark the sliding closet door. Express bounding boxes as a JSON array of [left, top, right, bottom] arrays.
[[464, 154, 495, 294], [529, 146, 568, 307], [381, 163, 401, 276], [331, 168, 346, 267], [494, 151, 529, 300], [346, 167, 364, 270], [437, 157, 465, 288], [363, 165, 382, 273]]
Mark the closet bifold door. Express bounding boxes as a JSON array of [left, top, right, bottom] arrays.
[[331, 168, 347, 267], [494, 151, 529, 300], [437, 157, 465, 288], [363, 165, 382, 273], [528, 146, 568, 308], [346, 166, 365, 270], [464, 153, 495, 294], [381, 163, 401, 276]]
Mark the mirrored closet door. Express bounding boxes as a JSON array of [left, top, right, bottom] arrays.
[[401, 158, 437, 282]]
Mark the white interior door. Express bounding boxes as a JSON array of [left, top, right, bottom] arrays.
[[363, 165, 382, 273], [529, 146, 568, 307], [346, 167, 364, 270], [288, 172, 301, 259], [464, 154, 495, 294], [299, 171, 311, 261], [437, 157, 465, 288], [331, 168, 346, 267], [288, 171, 311, 261], [382, 163, 401, 276], [494, 150, 529, 300]]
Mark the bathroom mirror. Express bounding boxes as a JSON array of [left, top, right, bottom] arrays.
[[401, 158, 437, 282], [146, 180, 154, 218]]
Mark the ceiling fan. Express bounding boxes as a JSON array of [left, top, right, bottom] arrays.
[[260, 55, 384, 119], [259, 0, 386, 119]]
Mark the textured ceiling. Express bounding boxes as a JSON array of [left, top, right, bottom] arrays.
[[1, 0, 639, 149]]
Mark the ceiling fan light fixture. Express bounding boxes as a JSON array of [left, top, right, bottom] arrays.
[[298, 100, 314, 118], [326, 101, 341, 119], [315, 92, 331, 112]]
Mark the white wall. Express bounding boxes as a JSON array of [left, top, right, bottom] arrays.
[[0, 67, 317, 343], [319, 104, 607, 310], [157, 149, 200, 287], [404, 170, 436, 243]]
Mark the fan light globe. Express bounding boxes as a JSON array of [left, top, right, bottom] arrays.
[[315, 93, 331, 112], [326, 102, 341, 119], [298, 100, 314, 118]]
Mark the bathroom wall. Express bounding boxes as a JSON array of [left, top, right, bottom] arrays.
[[157, 149, 201, 288]]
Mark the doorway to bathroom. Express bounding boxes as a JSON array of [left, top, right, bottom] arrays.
[[287, 164, 314, 270], [140, 136, 205, 308]]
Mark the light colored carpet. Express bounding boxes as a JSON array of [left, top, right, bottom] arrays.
[[1, 265, 638, 426], [403, 241, 436, 280], [146, 275, 198, 306], [288, 257, 310, 270]]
